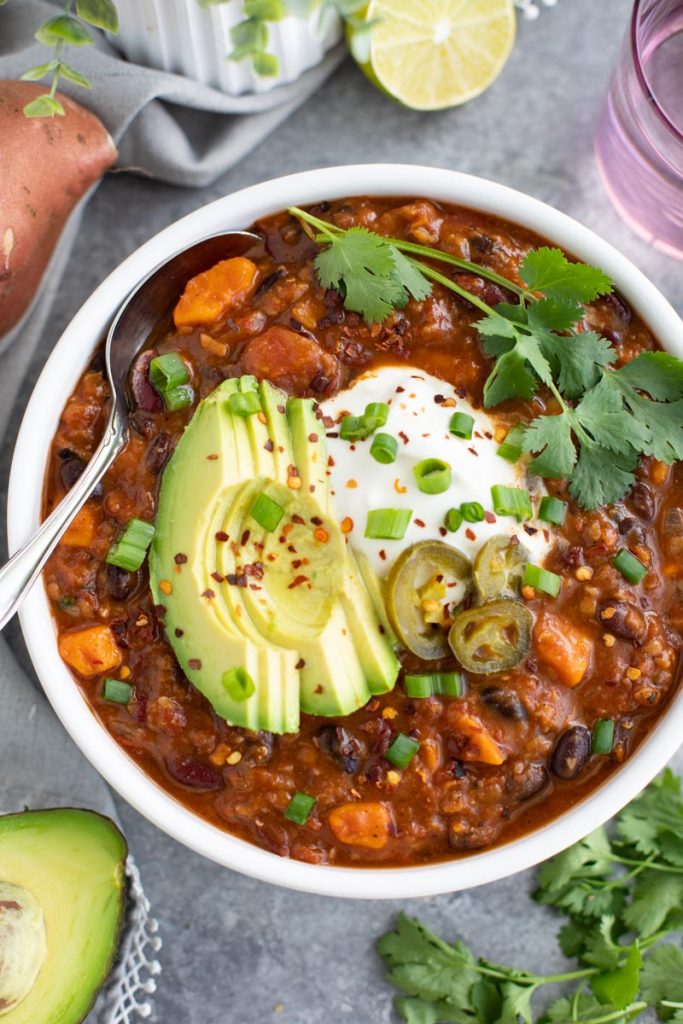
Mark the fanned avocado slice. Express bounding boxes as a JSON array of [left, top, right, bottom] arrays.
[[0, 808, 126, 1024]]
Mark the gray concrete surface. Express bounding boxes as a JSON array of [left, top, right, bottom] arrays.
[[17, 1, 683, 1020]]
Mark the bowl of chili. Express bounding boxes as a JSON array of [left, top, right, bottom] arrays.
[[8, 165, 683, 898]]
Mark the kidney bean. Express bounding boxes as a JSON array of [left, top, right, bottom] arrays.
[[104, 564, 137, 602], [146, 432, 172, 475], [597, 599, 647, 642], [166, 755, 222, 790], [130, 352, 162, 413], [480, 686, 526, 721], [550, 726, 592, 780], [316, 725, 364, 774], [629, 482, 655, 521]]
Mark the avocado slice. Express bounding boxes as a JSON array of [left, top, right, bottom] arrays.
[[0, 808, 126, 1023], [286, 397, 330, 511]]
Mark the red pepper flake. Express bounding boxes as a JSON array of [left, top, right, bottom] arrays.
[[327, 455, 335, 467], [264, 439, 274, 452], [206, 454, 219, 461], [322, 415, 335, 428], [241, 529, 251, 546], [326, 431, 339, 439], [311, 516, 323, 526], [291, 514, 305, 525], [434, 394, 445, 404], [277, 404, 286, 414], [201, 588, 215, 599], [292, 559, 303, 569], [267, 553, 276, 561], [379, 549, 387, 561], [398, 431, 409, 445], [396, 386, 405, 393], [287, 544, 297, 554], [175, 628, 184, 638], [244, 562, 264, 579], [484, 511, 497, 524], [465, 528, 476, 541], [174, 553, 188, 564], [414, 518, 426, 528], [474, 431, 483, 439], [288, 575, 309, 589], [524, 525, 538, 536], [211, 571, 225, 583], [439, 527, 447, 537], [467, 447, 478, 457], [215, 531, 228, 542], [295, 658, 306, 670], [188, 658, 202, 670], [308, 432, 318, 443], [309, 485, 316, 493]]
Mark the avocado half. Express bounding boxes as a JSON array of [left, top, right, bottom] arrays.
[[0, 808, 127, 1023]]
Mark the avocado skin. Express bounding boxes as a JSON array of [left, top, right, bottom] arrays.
[[0, 808, 127, 1024]]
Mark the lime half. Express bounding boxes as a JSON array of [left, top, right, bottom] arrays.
[[362, 0, 516, 111]]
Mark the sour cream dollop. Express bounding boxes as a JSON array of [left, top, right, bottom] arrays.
[[322, 365, 552, 578]]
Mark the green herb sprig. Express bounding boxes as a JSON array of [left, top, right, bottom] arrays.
[[290, 207, 683, 510], [377, 770, 683, 1024]]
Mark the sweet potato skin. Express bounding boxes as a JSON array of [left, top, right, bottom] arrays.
[[0, 81, 117, 338]]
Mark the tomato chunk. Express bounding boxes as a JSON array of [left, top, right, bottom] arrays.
[[58, 625, 122, 678], [328, 801, 394, 849], [173, 257, 258, 328], [534, 613, 593, 687]]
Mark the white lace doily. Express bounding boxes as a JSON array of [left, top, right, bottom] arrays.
[[93, 857, 162, 1023], [514, 0, 558, 19]]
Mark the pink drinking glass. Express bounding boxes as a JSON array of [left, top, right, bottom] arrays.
[[595, 0, 683, 259]]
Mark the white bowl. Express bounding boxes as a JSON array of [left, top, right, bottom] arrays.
[[9, 165, 683, 898]]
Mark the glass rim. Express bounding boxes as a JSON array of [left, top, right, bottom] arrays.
[[631, 0, 683, 145]]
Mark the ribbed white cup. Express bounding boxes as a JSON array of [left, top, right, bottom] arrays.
[[113, 0, 343, 95]]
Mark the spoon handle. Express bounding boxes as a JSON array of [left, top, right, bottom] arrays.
[[0, 417, 126, 631]]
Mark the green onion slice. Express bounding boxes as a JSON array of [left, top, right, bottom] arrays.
[[539, 496, 567, 526], [102, 678, 133, 705], [149, 352, 189, 394], [106, 518, 155, 572], [491, 484, 533, 522], [164, 384, 195, 412], [249, 492, 285, 532], [497, 425, 525, 463], [365, 508, 412, 540], [592, 718, 615, 755], [413, 458, 451, 495], [339, 402, 389, 442], [365, 402, 389, 427], [612, 548, 648, 584], [370, 432, 398, 464], [449, 412, 474, 440], [404, 672, 462, 698], [445, 508, 463, 533], [229, 391, 261, 417], [523, 563, 562, 597], [385, 733, 420, 769], [284, 792, 316, 825], [222, 667, 256, 702], [460, 501, 486, 523]]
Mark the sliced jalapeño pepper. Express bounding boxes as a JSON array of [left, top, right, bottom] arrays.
[[473, 535, 528, 602], [448, 598, 532, 674]]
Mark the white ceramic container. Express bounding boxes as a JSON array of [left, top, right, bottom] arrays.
[[9, 165, 683, 898], [112, 0, 343, 95]]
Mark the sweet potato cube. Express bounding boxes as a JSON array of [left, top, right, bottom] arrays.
[[449, 711, 505, 766], [173, 256, 258, 328], [58, 625, 122, 678], [328, 801, 394, 849], [534, 613, 592, 687], [61, 503, 98, 548]]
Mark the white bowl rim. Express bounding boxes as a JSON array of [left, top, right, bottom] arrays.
[[8, 163, 683, 899]]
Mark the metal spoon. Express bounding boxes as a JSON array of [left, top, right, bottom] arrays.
[[0, 229, 259, 631]]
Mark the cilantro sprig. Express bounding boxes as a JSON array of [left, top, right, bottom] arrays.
[[377, 770, 683, 1024], [289, 207, 683, 510]]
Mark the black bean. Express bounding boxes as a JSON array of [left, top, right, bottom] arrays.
[[316, 725, 363, 773], [629, 481, 655, 521], [480, 686, 526, 721], [59, 456, 103, 499], [470, 234, 494, 254], [550, 726, 592, 780], [147, 433, 172, 475], [597, 599, 647, 642], [104, 564, 137, 601]]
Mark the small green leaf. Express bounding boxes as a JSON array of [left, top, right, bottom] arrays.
[[35, 14, 93, 46], [570, 442, 638, 509], [229, 17, 268, 52], [23, 94, 66, 118], [520, 247, 613, 303], [244, 0, 286, 18], [640, 946, 683, 1017], [590, 946, 642, 1010], [523, 413, 577, 479], [20, 62, 58, 82], [58, 62, 92, 88], [76, 0, 119, 33], [252, 50, 279, 75]]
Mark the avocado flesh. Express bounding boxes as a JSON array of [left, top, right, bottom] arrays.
[[152, 375, 399, 732], [0, 809, 126, 1024]]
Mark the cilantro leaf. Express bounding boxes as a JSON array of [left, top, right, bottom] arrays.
[[622, 871, 683, 937], [523, 413, 577, 479], [520, 247, 613, 303], [640, 946, 683, 1018], [478, 312, 554, 407], [395, 996, 465, 1024], [544, 993, 640, 1024], [537, 328, 615, 399], [616, 769, 683, 862], [527, 297, 583, 332], [590, 946, 642, 1010], [616, 352, 683, 402], [570, 442, 638, 509], [378, 914, 480, 1008]]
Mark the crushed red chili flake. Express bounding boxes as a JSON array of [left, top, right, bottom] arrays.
[[241, 529, 251, 545], [439, 527, 447, 537], [434, 394, 445, 404], [187, 658, 201, 670], [206, 454, 219, 461], [201, 589, 215, 599], [379, 549, 387, 561], [398, 431, 409, 445], [295, 658, 306, 670], [174, 628, 184, 638], [264, 439, 274, 452], [174, 553, 188, 565], [288, 575, 309, 589], [211, 571, 225, 583], [311, 516, 323, 526], [467, 447, 479, 456], [291, 514, 305, 525], [215, 531, 228, 542], [308, 432, 319, 443], [414, 518, 426, 528], [485, 511, 497, 524], [465, 528, 476, 541]]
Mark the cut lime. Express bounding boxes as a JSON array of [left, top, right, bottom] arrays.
[[358, 0, 516, 111]]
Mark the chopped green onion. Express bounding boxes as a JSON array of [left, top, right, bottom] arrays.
[[365, 402, 389, 427], [222, 667, 256, 702], [612, 548, 648, 584], [523, 563, 562, 597], [102, 678, 133, 705], [229, 391, 261, 417], [365, 508, 412, 540], [449, 412, 474, 440], [592, 719, 615, 755], [413, 458, 451, 495], [149, 352, 189, 394], [460, 501, 485, 523], [163, 384, 195, 412], [250, 493, 285, 532], [491, 484, 533, 522], [284, 791, 316, 825], [339, 402, 389, 442], [539, 496, 567, 526], [385, 733, 420, 769], [404, 672, 462, 698], [445, 508, 463, 533], [497, 425, 525, 463], [370, 432, 398, 464], [106, 518, 155, 571]]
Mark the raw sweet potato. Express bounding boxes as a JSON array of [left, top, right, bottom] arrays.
[[0, 81, 117, 338]]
